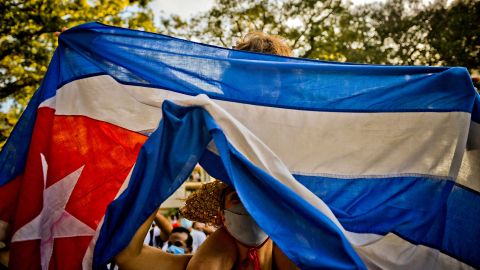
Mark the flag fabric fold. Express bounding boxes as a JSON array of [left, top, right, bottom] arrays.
[[0, 22, 479, 269]]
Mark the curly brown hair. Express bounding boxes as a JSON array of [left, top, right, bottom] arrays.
[[234, 31, 292, 57]]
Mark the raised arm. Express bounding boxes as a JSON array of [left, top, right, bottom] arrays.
[[115, 210, 192, 270], [154, 211, 173, 242]]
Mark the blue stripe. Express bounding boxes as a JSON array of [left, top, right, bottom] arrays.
[[52, 22, 478, 113], [295, 174, 480, 268], [51, 72, 477, 115]]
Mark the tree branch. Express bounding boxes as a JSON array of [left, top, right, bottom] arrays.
[[0, 80, 33, 100], [292, 0, 341, 50], [292, 13, 315, 49], [302, 34, 317, 58], [218, 36, 228, 47], [235, 17, 244, 35]]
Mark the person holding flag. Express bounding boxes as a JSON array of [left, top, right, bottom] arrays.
[[114, 33, 298, 270]]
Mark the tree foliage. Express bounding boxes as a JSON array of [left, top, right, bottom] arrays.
[[423, 0, 479, 70], [157, 0, 351, 60], [157, 0, 479, 69], [0, 0, 156, 147], [360, 0, 479, 68]]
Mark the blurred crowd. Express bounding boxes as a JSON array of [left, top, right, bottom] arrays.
[[144, 212, 216, 255]]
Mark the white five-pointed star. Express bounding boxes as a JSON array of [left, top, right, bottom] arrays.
[[12, 154, 96, 270]]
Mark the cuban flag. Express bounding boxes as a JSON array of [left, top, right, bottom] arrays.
[[1, 22, 479, 270]]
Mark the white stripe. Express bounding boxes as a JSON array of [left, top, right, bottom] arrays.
[[39, 96, 56, 109], [457, 149, 480, 191], [458, 121, 480, 191], [52, 75, 472, 188], [354, 233, 474, 270], [466, 121, 480, 150], [53, 76, 165, 133]]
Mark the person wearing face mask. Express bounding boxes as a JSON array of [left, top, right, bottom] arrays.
[[180, 181, 299, 270], [113, 182, 298, 270], [113, 31, 295, 269], [189, 222, 207, 253], [164, 227, 193, 255], [220, 186, 271, 269], [114, 210, 193, 270]]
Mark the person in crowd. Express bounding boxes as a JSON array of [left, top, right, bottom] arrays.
[[55, 29, 298, 269], [180, 181, 299, 270], [114, 210, 192, 270], [115, 31, 296, 270], [171, 213, 180, 229], [190, 222, 207, 253], [174, 217, 207, 253], [143, 211, 173, 248], [164, 226, 193, 254], [115, 180, 298, 270], [144, 223, 161, 247]]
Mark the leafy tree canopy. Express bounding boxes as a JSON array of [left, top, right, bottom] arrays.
[[0, 0, 156, 147], [157, 0, 478, 70]]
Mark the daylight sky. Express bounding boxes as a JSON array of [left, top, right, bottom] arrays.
[[149, 0, 385, 20]]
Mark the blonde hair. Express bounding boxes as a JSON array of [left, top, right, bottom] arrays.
[[234, 31, 292, 57]]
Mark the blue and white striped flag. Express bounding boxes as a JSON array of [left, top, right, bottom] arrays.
[[1, 22, 479, 269]]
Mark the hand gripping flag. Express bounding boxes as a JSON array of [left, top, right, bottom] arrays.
[[0, 22, 479, 270]]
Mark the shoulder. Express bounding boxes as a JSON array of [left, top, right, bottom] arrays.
[[187, 227, 237, 270], [272, 242, 299, 270], [198, 227, 237, 255], [116, 245, 191, 270]]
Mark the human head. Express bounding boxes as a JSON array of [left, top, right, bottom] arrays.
[[179, 181, 243, 225], [180, 181, 269, 247], [192, 222, 205, 231], [167, 226, 193, 254], [234, 31, 292, 57], [219, 186, 270, 247], [220, 185, 241, 211]]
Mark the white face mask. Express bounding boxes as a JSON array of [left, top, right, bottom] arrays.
[[223, 204, 269, 247]]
